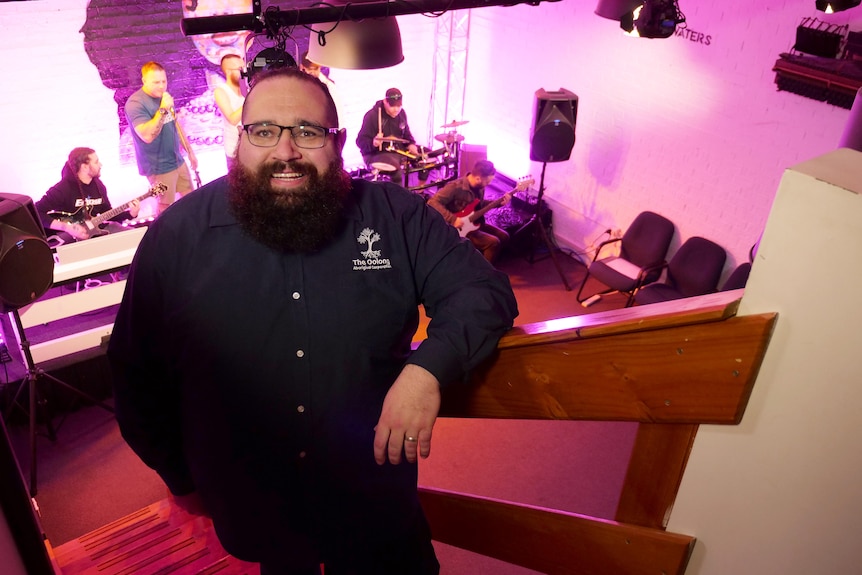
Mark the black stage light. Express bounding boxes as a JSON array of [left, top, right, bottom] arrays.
[[0, 194, 54, 313], [815, 0, 862, 13], [245, 47, 298, 82], [635, 0, 685, 38]]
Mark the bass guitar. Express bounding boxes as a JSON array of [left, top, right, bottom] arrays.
[[455, 177, 534, 238], [48, 182, 166, 238]]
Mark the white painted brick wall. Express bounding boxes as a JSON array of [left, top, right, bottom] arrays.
[[466, 1, 862, 274], [2, 0, 860, 278]]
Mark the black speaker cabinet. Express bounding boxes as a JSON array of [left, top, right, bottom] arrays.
[[0, 194, 54, 313], [530, 88, 578, 163]]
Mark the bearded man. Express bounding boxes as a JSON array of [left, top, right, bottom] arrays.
[[108, 67, 518, 575]]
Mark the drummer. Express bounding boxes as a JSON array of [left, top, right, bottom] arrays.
[[356, 88, 420, 186]]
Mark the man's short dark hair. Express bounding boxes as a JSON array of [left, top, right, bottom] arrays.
[[473, 160, 496, 177], [245, 66, 339, 127]]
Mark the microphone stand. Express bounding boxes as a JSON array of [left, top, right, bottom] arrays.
[[513, 161, 572, 291]]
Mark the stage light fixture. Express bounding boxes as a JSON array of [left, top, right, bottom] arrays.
[[245, 47, 297, 82], [596, 0, 684, 38], [815, 0, 862, 13], [633, 0, 685, 38], [181, 0, 561, 69]]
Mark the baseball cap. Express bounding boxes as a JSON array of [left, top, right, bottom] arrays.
[[385, 88, 402, 105]]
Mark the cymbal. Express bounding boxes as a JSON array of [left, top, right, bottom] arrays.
[[378, 136, 409, 144], [370, 162, 397, 172], [435, 133, 465, 144], [440, 120, 470, 128]]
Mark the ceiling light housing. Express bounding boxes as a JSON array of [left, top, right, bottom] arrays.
[[815, 0, 862, 13]]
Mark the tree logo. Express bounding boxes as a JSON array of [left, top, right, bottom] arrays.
[[357, 227, 381, 259], [353, 227, 392, 271]]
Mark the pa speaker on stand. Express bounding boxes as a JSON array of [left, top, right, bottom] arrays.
[[530, 88, 578, 163], [516, 88, 579, 290], [0, 195, 54, 312], [0, 193, 115, 496]]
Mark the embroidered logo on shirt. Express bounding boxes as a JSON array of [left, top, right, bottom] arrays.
[[353, 227, 392, 271]]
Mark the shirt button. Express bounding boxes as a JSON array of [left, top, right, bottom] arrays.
[[297, 405, 305, 413], [296, 349, 305, 358], [292, 292, 301, 300]]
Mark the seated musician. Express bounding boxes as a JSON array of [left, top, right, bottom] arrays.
[[427, 160, 511, 263], [35, 147, 140, 244], [356, 87, 420, 186]]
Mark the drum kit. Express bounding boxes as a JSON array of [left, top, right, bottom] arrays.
[[405, 120, 470, 191], [360, 120, 472, 191]]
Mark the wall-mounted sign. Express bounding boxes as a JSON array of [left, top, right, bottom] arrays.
[[675, 27, 713, 46]]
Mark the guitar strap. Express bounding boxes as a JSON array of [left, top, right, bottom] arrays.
[[75, 178, 93, 223]]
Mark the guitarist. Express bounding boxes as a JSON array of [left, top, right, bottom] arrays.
[[427, 160, 510, 263], [35, 147, 140, 243]]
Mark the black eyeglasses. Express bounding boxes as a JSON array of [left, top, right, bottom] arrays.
[[242, 123, 341, 149]]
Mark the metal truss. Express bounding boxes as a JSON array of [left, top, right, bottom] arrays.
[[427, 11, 471, 143]]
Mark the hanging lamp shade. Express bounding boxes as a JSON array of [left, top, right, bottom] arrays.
[[307, 17, 404, 70]]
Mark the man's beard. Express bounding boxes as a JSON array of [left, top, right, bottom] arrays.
[[227, 157, 352, 253]]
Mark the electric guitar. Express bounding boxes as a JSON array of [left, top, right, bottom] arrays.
[[455, 177, 534, 238], [48, 182, 166, 238]]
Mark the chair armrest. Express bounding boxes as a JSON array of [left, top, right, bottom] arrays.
[[591, 237, 622, 263], [636, 260, 668, 284]]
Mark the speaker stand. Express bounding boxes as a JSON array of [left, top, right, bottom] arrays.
[[513, 162, 572, 291], [3, 309, 115, 496]]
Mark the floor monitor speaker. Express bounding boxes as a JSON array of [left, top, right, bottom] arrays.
[[530, 88, 578, 163], [0, 194, 54, 313]]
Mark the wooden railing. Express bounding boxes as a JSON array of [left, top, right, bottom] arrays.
[[51, 290, 775, 575], [419, 290, 777, 575]]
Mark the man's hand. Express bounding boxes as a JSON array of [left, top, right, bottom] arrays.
[[452, 217, 463, 230], [160, 92, 175, 114], [408, 143, 419, 156], [373, 364, 441, 465], [54, 220, 90, 240]]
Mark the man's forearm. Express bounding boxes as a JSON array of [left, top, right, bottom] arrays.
[[136, 112, 166, 144]]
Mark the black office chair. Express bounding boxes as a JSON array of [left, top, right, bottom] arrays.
[[576, 211, 675, 307], [720, 262, 752, 291], [634, 236, 727, 305]]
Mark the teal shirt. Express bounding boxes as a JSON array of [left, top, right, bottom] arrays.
[[124, 88, 184, 176]]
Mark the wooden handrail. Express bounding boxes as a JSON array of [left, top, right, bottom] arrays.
[[419, 292, 777, 574], [440, 294, 776, 425]]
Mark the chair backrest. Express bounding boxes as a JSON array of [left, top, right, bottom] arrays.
[[666, 236, 727, 297], [721, 262, 752, 291], [619, 211, 675, 269]]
